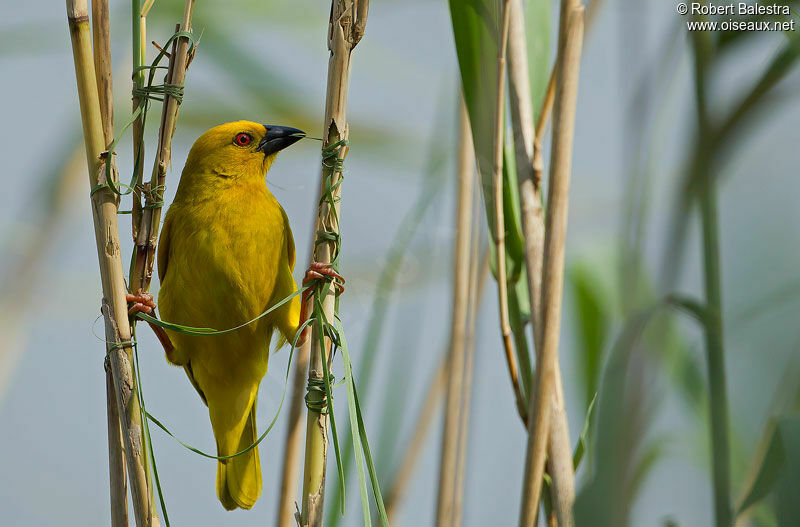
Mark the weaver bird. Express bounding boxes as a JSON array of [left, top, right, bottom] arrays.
[[126, 120, 343, 510]]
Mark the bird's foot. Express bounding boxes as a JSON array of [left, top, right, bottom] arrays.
[[297, 262, 345, 347], [302, 262, 345, 295], [126, 290, 156, 316], [126, 290, 174, 356]]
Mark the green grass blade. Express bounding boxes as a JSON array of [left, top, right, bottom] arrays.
[[737, 419, 785, 515], [526, 0, 551, 113], [568, 262, 613, 408], [572, 392, 597, 470], [339, 322, 372, 526]]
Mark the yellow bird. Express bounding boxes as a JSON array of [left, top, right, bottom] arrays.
[[126, 120, 342, 510]]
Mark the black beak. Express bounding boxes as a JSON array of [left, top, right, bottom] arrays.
[[256, 125, 305, 156]]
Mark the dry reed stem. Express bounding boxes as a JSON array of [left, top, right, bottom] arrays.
[[453, 227, 488, 527], [492, 0, 528, 428], [533, 0, 600, 189], [276, 336, 312, 527], [130, 1, 147, 240], [105, 358, 129, 527], [300, 1, 368, 524], [89, 1, 128, 524], [66, 1, 154, 525], [518, 5, 584, 527], [91, 0, 113, 142], [436, 100, 475, 527], [507, 0, 574, 524], [130, 0, 194, 295]]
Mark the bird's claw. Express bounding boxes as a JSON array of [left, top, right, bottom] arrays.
[[126, 290, 156, 316], [302, 262, 345, 296]]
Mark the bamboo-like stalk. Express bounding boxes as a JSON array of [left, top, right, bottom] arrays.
[[92, 0, 113, 142], [105, 359, 129, 527], [90, 1, 128, 524], [125, 3, 193, 520], [277, 337, 312, 527], [130, 0, 147, 241], [66, 1, 154, 525], [130, 0, 194, 297], [689, 26, 732, 527], [506, 1, 574, 524], [300, 2, 368, 524], [453, 230, 488, 527], [518, 4, 584, 526], [436, 100, 475, 527], [491, 0, 529, 427], [532, 0, 601, 191]]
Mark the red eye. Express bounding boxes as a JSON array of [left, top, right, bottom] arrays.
[[234, 133, 253, 147]]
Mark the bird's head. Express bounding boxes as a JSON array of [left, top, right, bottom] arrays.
[[182, 120, 305, 182]]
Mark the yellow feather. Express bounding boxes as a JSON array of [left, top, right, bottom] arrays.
[[157, 121, 302, 510]]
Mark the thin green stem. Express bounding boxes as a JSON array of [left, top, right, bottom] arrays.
[[508, 285, 531, 398], [691, 26, 732, 527], [700, 175, 732, 527]]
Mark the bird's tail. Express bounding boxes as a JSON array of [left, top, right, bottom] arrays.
[[216, 398, 262, 510]]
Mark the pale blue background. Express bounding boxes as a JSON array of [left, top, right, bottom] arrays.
[[1, 1, 799, 526]]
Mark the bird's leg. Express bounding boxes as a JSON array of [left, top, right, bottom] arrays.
[[296, 262, 345, 347], [126, 291, 175, 356]]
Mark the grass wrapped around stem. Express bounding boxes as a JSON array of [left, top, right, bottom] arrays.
[[299, 2, 370, 525]]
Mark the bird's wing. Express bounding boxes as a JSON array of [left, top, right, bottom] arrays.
[[157, 210, 173, 280], [280, 205, 296, 271]]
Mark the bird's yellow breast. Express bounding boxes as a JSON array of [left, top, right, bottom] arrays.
[[158, 179, 288, 382]]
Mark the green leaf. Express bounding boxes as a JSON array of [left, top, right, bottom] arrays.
[[735, 415, 800, 520], [448, 0, 501, 237], [716, 1, 800, 51], [340, 322, 390, 526], [665, 294, 708, 326], [503, 136, 526, 279], [573, 392, 598, 470], [449, 0, 524, 274], [509, 283, 533, 396], [525, 0, 552, 113], [737, 418, 786, 515], [340, 325, 372, 526], [568, 262, 612, 407]]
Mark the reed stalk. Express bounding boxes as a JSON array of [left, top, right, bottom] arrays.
[[277, 336, 313, 527], [90, 1, 128, 524], [300, 1, 368, 524], [453, 231, 488, 527], [519, 4, 584, 526], [105, 358, 129, 527], [436, 100, 475, 526], [507, 0, 574, 524], [130, 0, 194, 297], [66, 1, 154, 525], [130, 0, 147, 238], [690, 28, 732, 526], [532, 0, 600, 191], [701, 177, 731, 527], [490, 0, 528, 428]]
